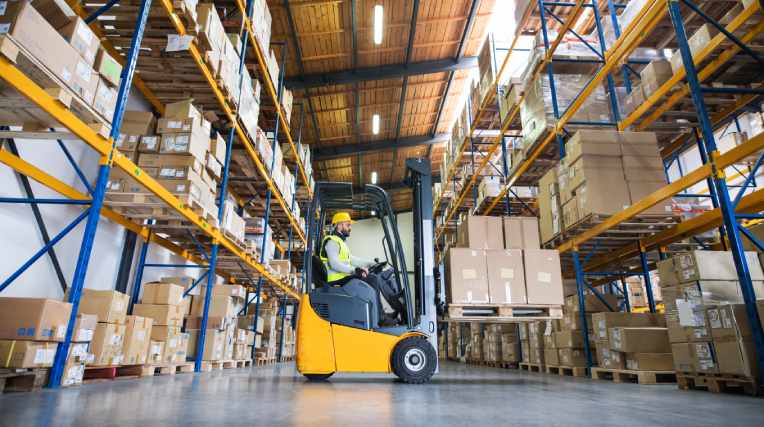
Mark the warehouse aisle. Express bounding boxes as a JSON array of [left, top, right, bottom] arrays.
[[1, 362, 763, 427]]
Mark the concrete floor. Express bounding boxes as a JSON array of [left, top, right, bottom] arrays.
[[1, 362, 763, 426]]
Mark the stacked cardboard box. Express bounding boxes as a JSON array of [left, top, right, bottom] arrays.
[[469, 323, 483, 362], [75, 290, 130, 366], [0, 298, 73, 375], [187, 284, 246, 361], [669, 24, 712, 73], [538, 129, 673, 239], [62, 314, 97, 386], [134, 282, 187, 364], [657, 251, 764, 376], [591, 312, 668, 370], [481, 324, 519, 363], [1, 1, 119, 123], [524, 320, 548, 365], [445, 215, 564, 306], [622, 59, 673, 116], [122, 315, 153, 365], [233, 328, 256, 361], [254, 300, 280, 360]]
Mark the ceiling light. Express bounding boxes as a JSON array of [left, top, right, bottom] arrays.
[[371, 171, 378, 184], [373, 5, 383, 45], [372, 113, 380, 135]]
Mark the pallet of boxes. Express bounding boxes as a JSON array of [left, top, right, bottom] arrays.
[[443, 215, 564, 320], [133, 281, 192, 375], [253, 300, 279, 364], [658, 250, 764, 395], [0, 0, 120, 131], [541, 294, 622, 377], [0, 297, 76, 390], [105, 100, 223, 226], [187, 283, 248, 370]]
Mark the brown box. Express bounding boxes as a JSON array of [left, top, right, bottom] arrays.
[[558, 348, 587, 367], [92, 77, 117, 120], [566, 294, 621, 313], [0, 298, 72, 341], [671, 342, 694, 372], [639, 59, 673, 94], [122, 315, 153, 365], [523, 249, 564, 305], [142, 282, 184, 306], [445, 248, 489, 303], [146, 340, 164, 364], [609, 327, 670, 353], [209, 133, 227, 164], [164, 99, 202, 120], [188, 329, 227, 361], [72, 314, 98, 343], [150, 325, 181, 342], [545, 348, 560, 366], [715, 339, 758, 377], [563, 129, 622, 164], [503, 217, 540, 250], [157, 116, 208, 134], [161, 329, 187, 364], [32, 0, 77, 29], [138, 136, 160, 153], [198, 284, 247, 299], [456, 216, 504, 250], [571, 177, 631, 219], [485, 249, 526, 304], [190, 294, 236, 319], [591, 312, 665, 342], [670, 24, 712, 73], [0, 2, 79, 94], [122, 111, 156, 134], [625, 353, 673, 371], [160, 131, 210, 160], [186, 316, 229, 331], [133, 304, 184, 326], [707, 304, 752, 340], [90, 322, 126, 366], [75, 289, 129, 324], [59, 17, 99, 65], [626, 180, 674, 215], [0, 340, 57, 368], [691, 341, 718, 373], [554, 330, 585, 348]]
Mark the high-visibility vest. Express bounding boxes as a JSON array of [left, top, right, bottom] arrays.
[[320, 234, 351, 282]]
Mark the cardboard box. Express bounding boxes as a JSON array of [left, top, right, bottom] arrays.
[[591, 312, 665, 342], [59, 17, 99, 65], [566, 294, 621, 313], [75, 289, 129, 324], [92, 77, 117, 120], [188, 329, 227, 361], [715, 339, 758, 377], [625, 353, 673, 371], [133, 304, 184, 326], [485, 249, 526, 304], [150, 325, 181, 342], [707, 304, 752, 340], [122, 315, 153, 365], [122, 111, 156, 134], [457, 216, 504, 250], [162, 329, 186, 364], [523, 249, 564, 305], [141, 282, 184, 306], [659, 251, 764, 286], [544, 348, 560, 366], [160, 131, 210, 160], [164, 99, 202, 120], [503, 217, 541, 250], [139, 135, 161, 153], [190, 294, 237, 318], [557, 348, 587, 367], [210, 133, 227, 164], [671, 342, 694, 372], [639, 59, 673, 94], [94, 48, 122, 86], [198, 284, 247, 299], [237, 315, 265, 333], [157, 116, 209, 134], [90, 322, 126, 366], [609, 327, 670, 353], [670, 24, 712, 73], [0, 340, 57, 368], [72, 314, 98, 343], [625, 180, 674, 215], [554, 330, 585, 348], [32, 0, 77, 29], [691, 341, 717, 373], [0, 2, 79, 93], [445, 248, 490, 303], [185, 316, 228, 331], [0, 298, 72, 341]]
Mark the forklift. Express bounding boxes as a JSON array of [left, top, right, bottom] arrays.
[[296, 158, 438, 383]]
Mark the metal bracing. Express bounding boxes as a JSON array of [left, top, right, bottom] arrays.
[[314, 134, 450, 159]]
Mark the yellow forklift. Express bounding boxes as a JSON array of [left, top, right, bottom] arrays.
[[296, 159, 438, 383]]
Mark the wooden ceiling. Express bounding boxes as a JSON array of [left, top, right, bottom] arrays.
[[269, 0, 496, 211]]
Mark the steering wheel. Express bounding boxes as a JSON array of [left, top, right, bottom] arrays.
[[369, 260, 388, 274]]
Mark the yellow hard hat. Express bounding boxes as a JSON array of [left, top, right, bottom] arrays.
[[331, 212, 354, 225]]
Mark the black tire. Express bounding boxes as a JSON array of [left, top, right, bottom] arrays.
[[391, 336, 437, 384], [304, 373, 333, 381]]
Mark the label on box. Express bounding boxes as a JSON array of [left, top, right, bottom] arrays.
[[166, 34, 194, 52], [537, 272, 552, 283], [707, 309, 722, 328], [115, 300, 124, 311], [112, 354, 123, 365], [142, 136, 158, 149], [0, 23, 9, 34], [56, 325, 66, 339], [0, 2, 7, 15], [168, 120, 182, 129], [77, 23, 94, 45], [500, 268, 514, 279], [111, 334, 122, 346], [136, 331, 146, 341], [76, 61, 91, 82], [61, 67, 72, 83]]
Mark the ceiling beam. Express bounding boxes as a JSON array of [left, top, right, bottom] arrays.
[[283, 0, 321, 141], [314, 134, 449, 160], [285, 56, 478, 90]]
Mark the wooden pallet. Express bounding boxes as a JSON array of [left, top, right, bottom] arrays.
[[234, 359, 253, 368], [546, 365, 588, 377], [676, 372, 762, 396], [446, 303, 563, 322], [590, 367, 676, 384], [0, 368, 48, 393], [119, 363, 195, 377], [519, 362, 545, 373]]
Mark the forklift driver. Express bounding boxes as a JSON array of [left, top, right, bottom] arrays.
[[320, 212, 393, 327]]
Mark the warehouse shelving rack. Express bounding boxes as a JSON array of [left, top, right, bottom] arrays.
[[435, 0, 764, 379], [0, 0, 309, 384]]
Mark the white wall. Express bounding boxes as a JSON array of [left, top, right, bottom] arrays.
[[346, 211, 414, 274], [0, 88, 210, 299]]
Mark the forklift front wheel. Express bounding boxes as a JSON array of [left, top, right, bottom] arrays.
[[391, 336, 437, 384], [304, 373, 334, 381]]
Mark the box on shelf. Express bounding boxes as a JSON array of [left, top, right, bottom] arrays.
[[523, 249, 564, 305], [457, 216, 504, 250], [133, 304, 184, 327], [503, 217, 540, 250], [72, 314, 98, 343], [0, 297, 72, 341], [609, 327, 670, 353], [74, 289, 130, 324], [90, 322, 126, 366], [0, 340, 57, 368], [94, 48, 122, 87], [122, 315, 153, 365], [142, 282, 184, 306], [445, 248, 489, 304], [59, 16, 100, 65], [485, 249, 526, 304]]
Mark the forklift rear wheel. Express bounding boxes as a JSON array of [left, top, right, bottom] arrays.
[[391, 336, 436, 384], [304, 373, 334, 381]]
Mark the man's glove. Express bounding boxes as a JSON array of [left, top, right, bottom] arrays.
[[354, 267, 368, 278]]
